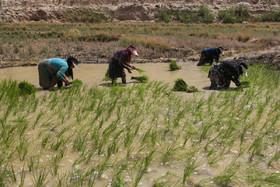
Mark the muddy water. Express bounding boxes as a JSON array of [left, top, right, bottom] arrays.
[[0, 62, 211, 90]]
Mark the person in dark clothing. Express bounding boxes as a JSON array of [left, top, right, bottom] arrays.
[[208, 61, 248, 90], [197, 47, 224, 66], [108, 44, 139, 84]]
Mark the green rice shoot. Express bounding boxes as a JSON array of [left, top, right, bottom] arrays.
[[131, 75, 149, 83], [169, 60, 181, 71], [172, 78, 199, 92], [18, 81, 36, 95], [135, 68, 145, 73], [70, 79, 83, 86]]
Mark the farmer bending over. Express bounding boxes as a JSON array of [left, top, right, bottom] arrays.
[[38, 56, 79, 89], [108, 44, 139, 85], [208, 61, 248, 90], [197, 46, 224, 66]]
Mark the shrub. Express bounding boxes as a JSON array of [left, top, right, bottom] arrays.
[[157, 9, 173, 23], [198, 5, 215, 24], [169, 61, 181, 71], [18, 81, 36, 95], [234, 4, 250, 22], [256, 8, 280, 22], [177, 10, 196, 23], [172, 78, 199, 92], [62, 9, 108, 23], [218, 9, 237, 23], [218, 5, 250, 23]]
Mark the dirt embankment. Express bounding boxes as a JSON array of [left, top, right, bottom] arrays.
[[0, 0, 280, 22], [224, 46, 280, 69]]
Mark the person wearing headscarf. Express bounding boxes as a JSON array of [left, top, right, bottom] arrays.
[[208, 61, 248, 90], [108, 44, 139, 84], [38, 56, 79, 89], [197, 46, 224, 66]]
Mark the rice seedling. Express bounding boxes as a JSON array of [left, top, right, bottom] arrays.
[[134, 150, 155, 187], [19, 167, 26, 187], [172, 78, 199, 92], [135, 67, 145, 73], [18, 81, 36, 95], [131, 75, 149, 83], [70, 79, 83, 86], [169, 60, 181, 71], [0, 62, 279, 186], [16, 138, 29, 161], [182, 157, 199, 185], [32, 167, 49, 187]]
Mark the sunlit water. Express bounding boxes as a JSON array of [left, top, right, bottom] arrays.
[[0, 62, 211, 90]]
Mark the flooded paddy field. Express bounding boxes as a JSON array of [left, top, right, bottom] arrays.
[[0, 62, 209, 90], [0, 62, 280, 186]]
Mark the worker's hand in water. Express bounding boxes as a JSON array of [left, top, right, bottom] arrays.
[[64, 80, 71, 86], [128, 69, 132, 74]]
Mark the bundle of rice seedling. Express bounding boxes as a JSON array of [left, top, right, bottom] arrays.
[[172, 78, 199, 92], [169, 60, 181, 71], [131, 75, 149, 83], [70, 79, 83, 86], [18, 81, 36, 95], [135, 68, 145, 73]]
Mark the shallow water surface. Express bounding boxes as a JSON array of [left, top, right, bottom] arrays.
[[0, 62, 210, 90]]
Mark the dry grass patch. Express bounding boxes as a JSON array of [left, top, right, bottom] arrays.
[[237, 32, 252, 42]]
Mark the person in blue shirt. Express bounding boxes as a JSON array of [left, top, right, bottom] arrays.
[[38, 56, 79, 89], [108, 44, 139, 85], [197, 47, 224, 66]]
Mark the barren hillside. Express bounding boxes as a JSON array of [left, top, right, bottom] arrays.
[[0, 0, 279, 22]]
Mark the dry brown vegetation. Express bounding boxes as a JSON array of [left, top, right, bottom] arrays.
[[0, 22, 280, 65]]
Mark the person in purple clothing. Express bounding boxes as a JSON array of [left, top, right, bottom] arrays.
[[197, 47, 224, 66], [38, 56, 79, 89], [108, 44, 139, 85]]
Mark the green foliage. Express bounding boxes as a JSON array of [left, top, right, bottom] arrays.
[[157, 9, 173, 23], [218, 5, 250, 23], [256, 8, 280, 22], [70, 79, 83, 87], [169, 60, 181, 71], [172, 78, 199, 92], [62, 9, 108, 23], [198, 5, 215, 23], [131, 75, 149, 83], [18, 81, 36, 95], [135, 68, 145, 73], [158, 6, 214, 23], [177, 10, 196, 23]]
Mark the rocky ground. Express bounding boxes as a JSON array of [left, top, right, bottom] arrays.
[[1, 0, 280, 22], [224, 46, 280, 69]]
